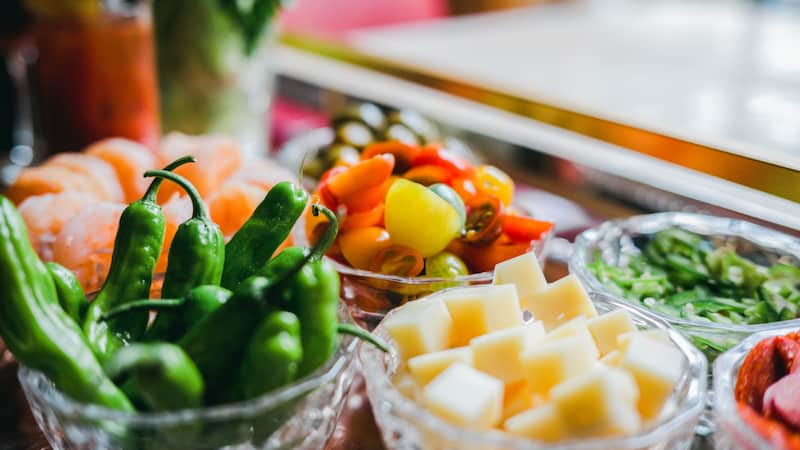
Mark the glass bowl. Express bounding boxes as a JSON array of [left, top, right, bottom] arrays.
[[712, 325, 800, 450], [294, 202, 550, 330], [359, 289, 708, 450], [18, 337, 357, 450], [282, 127, 553, 329], [336, 232, 550, 330], [569, 212, 800, 363]]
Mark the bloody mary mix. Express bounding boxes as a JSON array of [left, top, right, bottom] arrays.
[[33, 9, 159, 152]]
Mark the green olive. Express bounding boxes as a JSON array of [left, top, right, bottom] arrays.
[[335, 121, 375, 148], [302, 156, 327, 179], [332, 103, 387, 133], [327, 143, 360, 166], [388, 110, 439, 143], [382, 123, 420, 146], [425, 252, 469, 278]]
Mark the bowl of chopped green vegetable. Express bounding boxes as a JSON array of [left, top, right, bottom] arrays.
[[570, 212, 800, 362]]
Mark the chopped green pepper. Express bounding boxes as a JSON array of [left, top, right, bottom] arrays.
[[588, 227, 800, 330]]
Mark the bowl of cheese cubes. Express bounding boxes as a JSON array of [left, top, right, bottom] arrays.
[[359, 251, 707, 450]]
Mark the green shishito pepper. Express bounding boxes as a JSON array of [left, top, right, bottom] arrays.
[[104, 342, 204, 412], [286, 258, 340, 377], [102, 285, 233, 343], [259, 205, 387, 377], [236, 310, 303, 399], [83, 156, 195, 361], [45, 261, 88, 323], [180, 205, 336, 404], [147, 169, 225, 300], [255, 204, 339, 299], [0, 195, 133, 411], [180, 276, 288, 403], [221, 181, 308, 291]]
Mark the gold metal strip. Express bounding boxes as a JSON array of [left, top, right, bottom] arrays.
[[280, 34, 799, 203]]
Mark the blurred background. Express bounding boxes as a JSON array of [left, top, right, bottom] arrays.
[[1, 1, 799, 448], [0, 0, 797, 229]]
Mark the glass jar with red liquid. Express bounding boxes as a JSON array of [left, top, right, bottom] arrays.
[[30, 0, 159, 153]]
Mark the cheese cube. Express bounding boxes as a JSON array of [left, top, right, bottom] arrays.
[[422, 363, 504, 429], [618, 333, 684, 420], [599, 350, 623, 366], [526, 275, 597, 331], [551, 366, 641, 438], [544, 316, 599, 360], [587, 310, 637, 356], [493, 252, 547, 309], [393, 368, 422, 400], [605, 365, 639, 404], [471, 321, 545, 382], [617, 329, 672, 351], [384, 298, 452, 360], [502, 380, 545, 420], [521, 335, 598, 396], [408, 346, 473, 386], [442, 285, 523, 346], [504, 403, 565, 442]]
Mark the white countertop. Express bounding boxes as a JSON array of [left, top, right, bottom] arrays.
[[349, 0, 800, 170]]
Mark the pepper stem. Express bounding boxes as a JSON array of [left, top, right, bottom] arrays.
[[337, 323, 389, 353], [310, 204, 339, 260], [142, 156, 196, 203], [144, 169, 209, 220], [100, 299, 184, 322]]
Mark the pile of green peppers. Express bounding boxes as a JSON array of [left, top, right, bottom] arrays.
[[0, 157, 385, 419]]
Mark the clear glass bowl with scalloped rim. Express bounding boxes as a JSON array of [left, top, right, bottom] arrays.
[[569, 212, 800, 363], [359, 289, 707, 450], [712, 325, 800, 450], [19, 326, 356, 450]]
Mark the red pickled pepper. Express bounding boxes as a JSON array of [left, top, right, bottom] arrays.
[[502, 214, 554, 242], [313, 142, 553, 276], [361, 141, 421, 173]]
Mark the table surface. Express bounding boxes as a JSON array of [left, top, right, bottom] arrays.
[[349, 0, 800, 171]]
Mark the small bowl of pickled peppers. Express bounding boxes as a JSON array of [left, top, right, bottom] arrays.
[[297, 104, 554, 327]]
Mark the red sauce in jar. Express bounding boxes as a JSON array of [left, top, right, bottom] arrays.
[[33, 12, 159, 152]]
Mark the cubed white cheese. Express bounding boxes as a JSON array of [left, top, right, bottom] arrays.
[[493, 252, 547, 310], [526, 275, 597, 331], [521, 334, 598, 396], [544, 316, 599, 360], [502, 380, 545, 420], [442, 285, 523, 346], [599, 350, 623, 366], [504, 403, 565, 442], [471, 321, 545, 383], [616, 329, 672, 351], [586, 309, 637, 356], [384, 297, 453, 360], [551, 366, 641, 438], [422, 363, 504, 429], [618, 333, 684, 420], [408, 346, 473, 386]]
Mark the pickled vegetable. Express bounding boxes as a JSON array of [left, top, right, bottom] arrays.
[[589, 228, 800, 326]]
